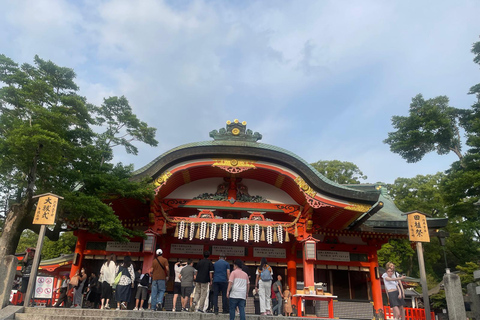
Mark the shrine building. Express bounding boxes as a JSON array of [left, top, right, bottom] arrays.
[[67, 120, 447, 317]]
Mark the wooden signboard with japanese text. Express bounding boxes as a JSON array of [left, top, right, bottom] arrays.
[[408, 212, 430, 242], [33, 195, 58, 225]]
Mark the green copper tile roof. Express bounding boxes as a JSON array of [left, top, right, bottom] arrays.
[[133, 139, 361, 194]]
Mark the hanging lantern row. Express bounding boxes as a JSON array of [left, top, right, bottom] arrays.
[[172, 221, 296, 244]]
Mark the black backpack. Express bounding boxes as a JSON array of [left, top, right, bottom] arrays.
[[140, 273, 150, 286]]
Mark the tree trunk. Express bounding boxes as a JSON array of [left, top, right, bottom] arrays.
[[0, 144, 42, 261], [0, 203, 28, 260]]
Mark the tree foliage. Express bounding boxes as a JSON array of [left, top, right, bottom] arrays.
[[383, 36, 480, 303], [384, 95, 462, 163], [0, 54, 158, 259], [17, 230, 77, 260], [310, 160, 367, 184]]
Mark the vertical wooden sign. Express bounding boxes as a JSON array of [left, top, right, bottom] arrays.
[[407, 212, 430, 242], [33, 195, 59, 225]]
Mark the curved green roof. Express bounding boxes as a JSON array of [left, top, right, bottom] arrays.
[[132, 123, 380, 203]]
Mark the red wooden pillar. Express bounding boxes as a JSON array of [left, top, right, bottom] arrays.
[[70, 230, 87, 278], [287, 243, 297, 294], [143, 253, 154, 274], [368, 249, 383, 317]]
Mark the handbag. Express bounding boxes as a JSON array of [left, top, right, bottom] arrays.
[[70, 275, 79, 287], [113, 266, 129, 289], [112, 268, 123, 289]]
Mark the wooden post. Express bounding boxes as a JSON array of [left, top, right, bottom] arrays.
[[407, 211, 431, 320], [24, 225, 46, 306], [25, 193, 63, 306], [417, 242, 431, 320]]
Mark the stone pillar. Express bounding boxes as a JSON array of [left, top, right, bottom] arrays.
[[467, 283, 480, 320], [0, 255, 18, 309], [444, 271, 466, 320]]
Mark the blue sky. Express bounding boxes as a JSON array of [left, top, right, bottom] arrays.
[[2, 0, 480, 184]]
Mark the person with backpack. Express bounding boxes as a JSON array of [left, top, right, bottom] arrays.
[[99, 254, 116, 309], [134, 269, 151, 310], [115, 256, 135, 310], [255, 257, 273, 315], [149, 249, 169, 311]]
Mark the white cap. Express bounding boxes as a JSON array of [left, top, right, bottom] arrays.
[[156, 249, 163, 255]]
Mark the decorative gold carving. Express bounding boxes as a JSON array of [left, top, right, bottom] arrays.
[[154, 171, 172, 187], [232, 128, 240, 135], [294, 177, 317, 198], [345, 203, 372, 213], [213, 159, 256, 174]]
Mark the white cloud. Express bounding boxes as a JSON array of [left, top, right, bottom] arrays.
[[1, 0, 480, 184]]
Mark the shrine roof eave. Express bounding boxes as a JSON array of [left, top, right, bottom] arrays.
[[132, 141, 380, 204], [363, 217, 448, 230]]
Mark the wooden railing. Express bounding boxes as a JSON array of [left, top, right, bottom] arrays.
[[384, 306, 435, 320]]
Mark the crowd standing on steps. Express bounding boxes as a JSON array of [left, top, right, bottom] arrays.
[[44, 248, 295, 317]]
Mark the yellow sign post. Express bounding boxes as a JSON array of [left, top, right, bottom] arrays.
[[407, 211, 431, 320], [25, 193, 63, 306], [407, 212, 430, 242], [33, 195, 59, 225]]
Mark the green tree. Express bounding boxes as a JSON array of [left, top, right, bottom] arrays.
[[377, 239, 415, 275], [310, 160, 367, 184], [384, 36, 480, 278], [0, 54, 158, 260], [17, 230, 77, 260], [387, 173, 445, 214], [384, 94, 462, 164]]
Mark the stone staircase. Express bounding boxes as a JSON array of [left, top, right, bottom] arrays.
[[11, 307, 319, 320], [15, 308, 223, 320]]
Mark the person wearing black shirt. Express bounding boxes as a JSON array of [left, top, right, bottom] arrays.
[[194, 251, 213, 312]]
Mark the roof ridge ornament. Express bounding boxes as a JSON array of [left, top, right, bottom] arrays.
[[209, 119, 262, 142]]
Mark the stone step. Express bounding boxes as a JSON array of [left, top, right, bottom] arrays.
[[19, 307, 225, 319], [17, 307, 311, 320]]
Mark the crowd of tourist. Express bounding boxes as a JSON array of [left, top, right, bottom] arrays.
[[48, 250, 293, 318]]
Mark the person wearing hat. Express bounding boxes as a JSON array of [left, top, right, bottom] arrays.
[[149, 249, 169, 311]]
